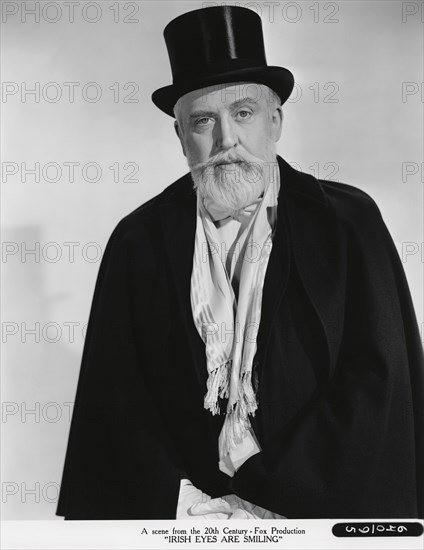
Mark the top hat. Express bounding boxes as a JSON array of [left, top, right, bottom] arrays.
[[152, 6, 295, 117]]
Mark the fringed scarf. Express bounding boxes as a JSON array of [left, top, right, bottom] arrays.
[[190, 169, 280, 458]]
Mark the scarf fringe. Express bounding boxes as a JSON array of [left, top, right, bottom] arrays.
[[204, 359, 231, 415]]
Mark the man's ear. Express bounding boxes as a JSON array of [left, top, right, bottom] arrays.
[[272, 106, 283, 142], [174, 121, 186, 157]]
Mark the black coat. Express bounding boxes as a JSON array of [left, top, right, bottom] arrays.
[[56, 156, 424, 519]]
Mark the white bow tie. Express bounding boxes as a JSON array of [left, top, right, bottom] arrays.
[[203, 196, 263, 224]]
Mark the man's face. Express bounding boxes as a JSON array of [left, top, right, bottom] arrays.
[[174, 82, 282, 214]]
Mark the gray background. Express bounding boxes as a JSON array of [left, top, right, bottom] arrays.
[[1, 0, 423, 519]]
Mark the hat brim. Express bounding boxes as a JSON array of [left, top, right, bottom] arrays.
[[151, 66, 294, 117]]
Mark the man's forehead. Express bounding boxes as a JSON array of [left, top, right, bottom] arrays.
[[178, 82, 272, 111]]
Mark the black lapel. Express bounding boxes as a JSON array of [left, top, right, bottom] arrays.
[[278, 156, 345, 377], [158, 179, 209, 393], [253, 164, 291, 377]]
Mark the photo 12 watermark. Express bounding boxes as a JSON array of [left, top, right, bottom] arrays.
[[1, 1, 140, 24], [2, 82, 140, 103], [2, 162, 140, 184], [202, 1, 341, 24]]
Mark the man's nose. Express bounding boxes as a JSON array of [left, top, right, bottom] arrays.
[[214, 115, 238, 151]]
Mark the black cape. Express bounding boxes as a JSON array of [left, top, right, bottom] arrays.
[[57, 156, 424, 519]]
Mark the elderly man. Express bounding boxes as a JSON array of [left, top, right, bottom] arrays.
[[57, 6, 423, 520]]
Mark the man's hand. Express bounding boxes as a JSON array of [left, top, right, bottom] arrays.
[[222, 494, 286, 519], [177, 479, 285, 519], [176, 479, 232, 519]]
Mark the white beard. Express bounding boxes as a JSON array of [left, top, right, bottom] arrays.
[[188, 143, 277, 216]]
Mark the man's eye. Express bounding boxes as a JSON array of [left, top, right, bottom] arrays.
[[235, 110, 252, 120], [195, 117, 213, 126]]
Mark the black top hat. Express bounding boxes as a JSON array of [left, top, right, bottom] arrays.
[[152, 6, 295, 117]]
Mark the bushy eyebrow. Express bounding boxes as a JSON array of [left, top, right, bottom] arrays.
[[188, 110, 216, 121], [230, 97, 259, 110], [188, 97, 259, 121]]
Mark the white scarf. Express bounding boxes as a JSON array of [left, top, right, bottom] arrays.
[[190, 168, 280, 457]]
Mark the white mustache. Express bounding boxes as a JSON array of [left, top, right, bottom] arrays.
[[189, 150, 263, 173]]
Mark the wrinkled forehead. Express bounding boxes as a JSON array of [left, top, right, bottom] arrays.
[[177, 82, 274, 112]]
